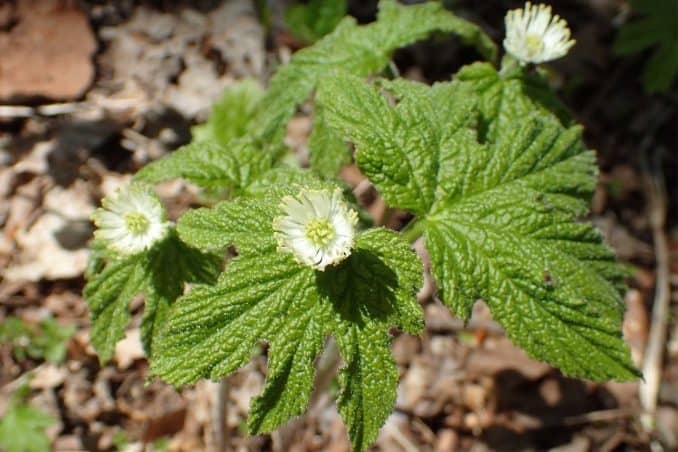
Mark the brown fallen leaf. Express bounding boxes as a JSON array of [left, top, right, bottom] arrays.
[[0, 0, 96, 101]]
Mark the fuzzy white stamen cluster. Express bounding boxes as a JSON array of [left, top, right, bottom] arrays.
[[273, 188, 358, 271], [92, 184, 170, 256], [504, 2, 575, 65]]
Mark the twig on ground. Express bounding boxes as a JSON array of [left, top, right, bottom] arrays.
[[562, 408, 635, 427], [639, 150, 671, 431]]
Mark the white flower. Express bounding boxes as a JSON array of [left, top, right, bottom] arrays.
[[92, 184, 170, 256], [503, 2, 575, 65], [273, 188, 358, 271]]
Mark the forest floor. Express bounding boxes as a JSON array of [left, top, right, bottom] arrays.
[[0, 0, 676, 451]]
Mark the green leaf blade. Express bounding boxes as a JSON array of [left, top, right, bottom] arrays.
[[253, 0, 496, 142], [308, 104, 351, 177], [134, 140, 272, 191], [334, 324, 398, 452], [285, 0, 347, 44], [141, 234, 221, 356], [423, 118, 638, 381], [84, 256, 146, 363], [151, 251, 317, 385], [614, 0, 678, 92], [319, 229, 423, 450], [318, 72, 477, 215], [191, 79, 265, 146], [0, 402, 55, 452], [248, 301, 327, 434], [177, 197, 278, 255]]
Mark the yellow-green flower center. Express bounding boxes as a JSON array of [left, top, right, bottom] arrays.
[[525, 33, 544, 57], [305, 218, 335, 247], [125, 212, 150, 235]]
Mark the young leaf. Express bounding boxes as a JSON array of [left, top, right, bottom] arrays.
[[455, 61, 572, 141], [191, 79, 265, 145], [84, 233, 220, 362], [252, 0, 496, 142], [0, 388, 55, 452], [285, 0, 347, 44], [154, 190, 422, 451], [308, 104, 351, 177], [134, 139, 273, 192], [319, 73, 639, 381]]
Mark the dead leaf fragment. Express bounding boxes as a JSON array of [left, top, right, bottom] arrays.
[[0, 0, 96, 101]]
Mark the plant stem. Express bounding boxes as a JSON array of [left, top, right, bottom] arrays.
[[639, 151, 670, 431], [215, 376, 230, 452], [401, 217, 424, 243]]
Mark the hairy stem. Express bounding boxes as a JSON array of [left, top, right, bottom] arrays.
[[215, 376, 230, 452], [400, 217, 424, 243]]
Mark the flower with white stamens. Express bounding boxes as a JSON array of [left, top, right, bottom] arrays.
[[92, 183, 170, 256], [273, 188, 358, 271], [503, 2, 575, 65]]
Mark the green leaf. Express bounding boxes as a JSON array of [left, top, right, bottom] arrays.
[[154, 191, 422, 451], [455, 62, 571, 141], [0, 316, 75, 364], [84, 233, 220, 362], [321, 229, 423, 450], [84, 255, 146, 363], [285, 0, 347, 44], [333, 324, 396, 451], [643, 40, 678, 93], [191, 79, 265, 146], [252, 0, 496, 142], [177, 196, 279, 256], [142, 234, 222, 356], [134, 139, 273, 192], [244, 166, 324, 197], [308, 104, 351, 177], [614, 0, 678, 92], [0, 389, 55, 452], [318, 72, 476, 214], [319, 74, 638, 381], [31, 318, 76, 364]]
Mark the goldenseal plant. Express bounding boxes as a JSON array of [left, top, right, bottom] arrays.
[[85, 2, 640, 451]]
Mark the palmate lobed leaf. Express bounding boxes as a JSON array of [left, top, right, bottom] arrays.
[[155, 191, 423, 451], [318, 71, 639, 381]]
